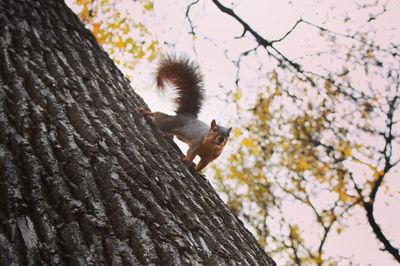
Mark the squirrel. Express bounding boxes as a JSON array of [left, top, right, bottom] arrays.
[[137, 55, 231, 172]]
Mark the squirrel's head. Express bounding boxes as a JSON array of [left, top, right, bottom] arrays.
[[206, 119, 232, 148]]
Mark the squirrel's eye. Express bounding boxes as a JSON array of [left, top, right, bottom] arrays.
[[212, 128, 217, 132]]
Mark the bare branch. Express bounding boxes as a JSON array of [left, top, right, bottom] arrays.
[[350, 95, 400, 262], [301, 19, 396, 55], [363, 198, 400, 262], [370, 96, 398, 202], [210, 0, 377, 106], [211, 0, 271, 47], [185, 0, 200, 37], [270, 19, 303, 44]]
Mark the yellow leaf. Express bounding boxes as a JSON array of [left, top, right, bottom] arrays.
[[135, 49, 145, 59], [233, 128, 241, 137], [273, 88, 282, 96], [80, 6, 90, 20], [373, 170, 384, 179], [315, 255, 323, 265], [144, 3, 153, 11], [241, 138, 253, 148], [92, 23, 101, 33], [233, 89, 241, 101], [147, 40, 158, 52], [115, 39, 126, 49], [122, 24, 130, 35], [295, 159, 309, 171], [338, 190, 348, 202], [261, 98, 270, 113], [147, 51, 158, 62], [290, 225, 303, 242], [343, 146, 351, 157]]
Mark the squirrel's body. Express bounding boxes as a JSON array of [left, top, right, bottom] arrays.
[[153, 113, 209, 144], [137, 55, 231, 171]]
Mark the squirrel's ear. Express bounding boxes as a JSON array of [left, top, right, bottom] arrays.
[[227, 127, 232, 135], [210, 119, 216, 128]]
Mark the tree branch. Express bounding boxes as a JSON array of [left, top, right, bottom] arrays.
[[211, 0, 271, 47], [270, 19, 303, 44], [350, 94, 400, 264], [210, 0, 374, 105], [363, 200, 400, 262], [185, 0, 200, 36]]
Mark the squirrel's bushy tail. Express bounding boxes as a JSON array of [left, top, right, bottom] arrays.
[[156, 55, 204, 117]]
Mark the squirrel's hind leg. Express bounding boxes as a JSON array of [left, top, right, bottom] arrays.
[[195, 158, 211, 172]]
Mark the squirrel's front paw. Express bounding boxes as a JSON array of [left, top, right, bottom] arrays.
[[182, 156, 190, 164], [182, 156, 196, 168], [136, 107, 145, 114]]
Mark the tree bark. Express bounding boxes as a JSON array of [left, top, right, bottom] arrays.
[[0, 0, 275, 265]]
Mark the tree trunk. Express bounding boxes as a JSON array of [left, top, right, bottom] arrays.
[[0, 0, 275, 265]]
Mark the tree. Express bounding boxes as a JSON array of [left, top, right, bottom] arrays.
[[0, 0, 275, 265], [63, 0, 400, 264]]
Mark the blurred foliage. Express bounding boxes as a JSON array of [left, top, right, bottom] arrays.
[[213, 5, 400, 263], [74, 0, 159, 77]]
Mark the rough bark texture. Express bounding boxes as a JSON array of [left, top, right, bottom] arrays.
[[0, 0, 275, 265]]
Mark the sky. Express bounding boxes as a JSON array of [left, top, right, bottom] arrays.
[[66, 0, 400, 265]]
